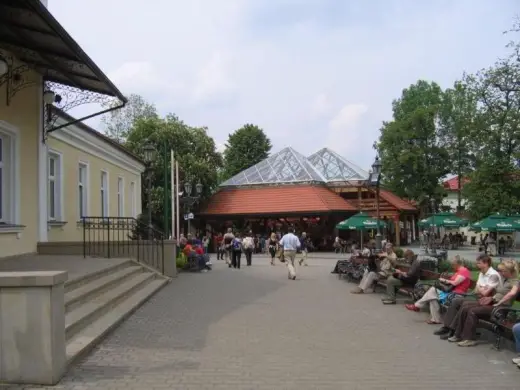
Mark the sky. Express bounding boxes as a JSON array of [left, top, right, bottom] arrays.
[[49, 0, 518, 170]]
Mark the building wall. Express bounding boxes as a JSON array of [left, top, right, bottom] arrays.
[[0, 61, 42, 257], [441, 191, 467, 212], [46, 121, 144, 242]]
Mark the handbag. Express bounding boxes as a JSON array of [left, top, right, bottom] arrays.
[[434, 280, 454, 293], [412, 283, 430, 302]]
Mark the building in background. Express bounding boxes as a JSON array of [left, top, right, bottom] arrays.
[[200, 147, 418, 248]]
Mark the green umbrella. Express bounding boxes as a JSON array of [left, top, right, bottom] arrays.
[[418, 213, 465, 228], [336, 212, 385, 231], [472, 213, 520, 233]]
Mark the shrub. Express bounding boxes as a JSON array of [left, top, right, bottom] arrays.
[[176, 253, 187, 269]]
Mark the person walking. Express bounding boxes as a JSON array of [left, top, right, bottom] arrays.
[[268, 233, 278, 266], [298, 232, 309, 266], [223, 228, 235, 266], [279, 227, 301, 280], [231, 233, 243, 269], [243, 231, 255, 266]]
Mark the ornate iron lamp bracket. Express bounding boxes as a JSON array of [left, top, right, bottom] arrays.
[[42, 81, 125, 142], [0, 50, 40, 106]]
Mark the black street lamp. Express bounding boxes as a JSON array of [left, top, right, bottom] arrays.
[[143, 143, 156, 239], [429, 198, 437, 253], [181, 180, 203, 236], [368, 156, 383, 251]]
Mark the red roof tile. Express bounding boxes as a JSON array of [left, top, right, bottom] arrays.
[[379, 190, 417, 211], [443, 176, 469, 191], [200, 185, 357, 216]]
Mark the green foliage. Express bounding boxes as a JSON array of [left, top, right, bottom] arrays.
[[101, 93, 158, 143], [223, 124, 272, 180], [176, 253, 187, 269], [377, 21, 520, 218], [458, 23, 520, 220], [123, 112, 223, 233], [376, 81, 450, 210]]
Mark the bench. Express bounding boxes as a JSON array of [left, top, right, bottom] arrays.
[[490, 302, 520, 350], [367, 267, 518, 350], [336, 257, 367, 281]]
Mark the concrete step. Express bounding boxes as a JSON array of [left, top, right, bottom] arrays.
[[65, 265, 143, 312], [64, 259, 134, 293], [66, 278, 168, 365], [65, 272, 155, 340]]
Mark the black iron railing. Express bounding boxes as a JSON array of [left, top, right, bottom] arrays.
[[81, 216, 165, 274]]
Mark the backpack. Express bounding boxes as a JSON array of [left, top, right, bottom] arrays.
[[232, 239, 241, 251]]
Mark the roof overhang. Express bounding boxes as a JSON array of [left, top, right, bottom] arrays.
[[0, 0, 127, 135]]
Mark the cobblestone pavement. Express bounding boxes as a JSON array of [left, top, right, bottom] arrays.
[[8, 256, 520, 390]]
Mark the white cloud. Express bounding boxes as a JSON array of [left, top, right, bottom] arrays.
[[109, 61, 161, 91], [325, 104, 368, 157], [191, 51, 236, 103], [310, 93, 332, 117]]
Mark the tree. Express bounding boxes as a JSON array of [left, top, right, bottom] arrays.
[[223, 124, 272, 179], [438, 81, 479, 210], [125, 114, 223, 232], [376, 81, 450, 212], [101, 94, 158, 143], [461, 22, 520, 220]]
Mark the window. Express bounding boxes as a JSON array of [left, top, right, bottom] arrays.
[[48, 153, 62, 221], [101, 171, 108, 217], [130, 181, 136, 217], [78, 163, 88, 218], [0, 124, 18, 225], [117, 177, 124, 217]]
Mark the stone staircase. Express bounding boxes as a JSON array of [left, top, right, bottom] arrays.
[[63, 260, 169, 364]]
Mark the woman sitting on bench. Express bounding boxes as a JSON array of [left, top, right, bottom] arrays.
[[447, 260, 519, 347], [404, 255, 471, 324]]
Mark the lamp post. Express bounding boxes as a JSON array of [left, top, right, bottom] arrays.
[[429, 198, 437, 253], [143, 143, 156, 239], [369, 156, 383, 251], [181, 180, 203, 235]]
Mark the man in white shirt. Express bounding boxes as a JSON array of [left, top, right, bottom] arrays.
[[279, 227, 301, 280]]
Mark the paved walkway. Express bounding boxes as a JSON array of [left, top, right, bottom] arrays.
[[13, 256, 520, 389]]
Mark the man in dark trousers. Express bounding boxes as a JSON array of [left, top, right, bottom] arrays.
[[298, 232, 309, 266]]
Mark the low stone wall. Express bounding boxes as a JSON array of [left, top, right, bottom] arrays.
[[0, 270, 67, 385], [37, 240, 177, 278]]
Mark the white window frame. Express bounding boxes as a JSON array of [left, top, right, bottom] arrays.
[[130, 181, 137, 218], [100, 170, 109, 217], [47, 150, 63, 221], [117, 176, 124, 217], [78, 162, 89, 220], [0, 121, 20, 226]]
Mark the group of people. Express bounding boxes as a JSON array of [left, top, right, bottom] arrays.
[[348, 244, 520, 367], [178, 233, 212, 272], [214, 227, 311, 280]]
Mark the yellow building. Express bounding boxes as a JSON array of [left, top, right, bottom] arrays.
[[46, 109, 145, 243], [0, 0, 145, 258]]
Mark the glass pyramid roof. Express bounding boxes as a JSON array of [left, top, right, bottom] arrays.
[[307, 148, 369, 182], [220, 147, 326, 186]]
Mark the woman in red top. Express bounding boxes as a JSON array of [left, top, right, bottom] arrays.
[[405, 256, 471, 324]]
